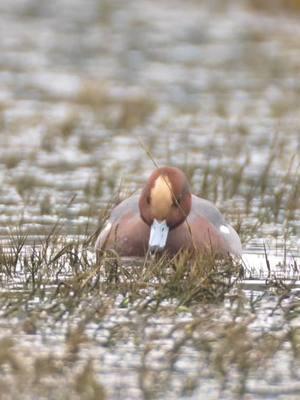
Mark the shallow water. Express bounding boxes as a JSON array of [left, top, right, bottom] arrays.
[[0, 0, 300, 399]]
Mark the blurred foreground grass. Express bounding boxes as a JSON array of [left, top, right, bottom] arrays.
[[0, 227, 299, 399]]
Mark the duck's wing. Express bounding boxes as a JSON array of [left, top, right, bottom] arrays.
[[189, 195, 242, 257], [95, 194, 140, 251]]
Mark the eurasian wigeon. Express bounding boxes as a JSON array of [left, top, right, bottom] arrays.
[[95, 167, 242, 258]]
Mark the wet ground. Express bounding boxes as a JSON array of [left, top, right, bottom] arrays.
[[0, 0, 300, 399]]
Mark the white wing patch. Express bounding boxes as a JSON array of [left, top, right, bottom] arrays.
[[101, 221, 112, 237], [220, 224, 230, 235], [96, 221, 112, 248]]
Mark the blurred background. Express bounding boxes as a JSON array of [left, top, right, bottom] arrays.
[[0, 0, 299, 250]]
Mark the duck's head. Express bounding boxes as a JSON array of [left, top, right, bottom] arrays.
[[139, 167, 192, 253]]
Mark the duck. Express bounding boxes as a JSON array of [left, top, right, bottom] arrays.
[[95, 167, 242, 258]]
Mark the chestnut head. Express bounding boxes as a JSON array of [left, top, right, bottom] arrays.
[[139, 167, 192, 252]]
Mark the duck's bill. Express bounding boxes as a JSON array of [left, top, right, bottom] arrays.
[[149, 219, 169, 253]]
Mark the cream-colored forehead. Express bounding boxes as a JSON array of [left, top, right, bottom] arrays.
[[151, 175, 172, 200], [150, 175, 173, 220]]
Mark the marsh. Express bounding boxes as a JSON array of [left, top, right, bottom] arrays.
[[0, 0, 299, 399]]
